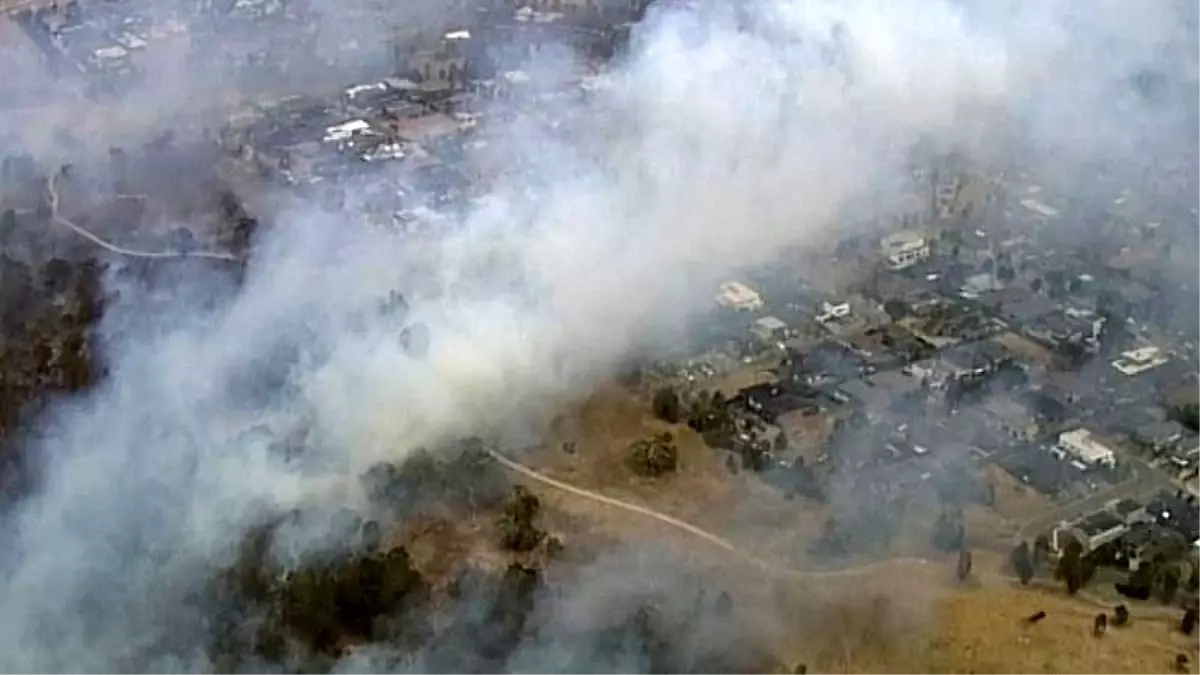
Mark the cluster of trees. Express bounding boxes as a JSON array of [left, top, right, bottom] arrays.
[[652, 385, 782, 474], [653, 386, 738, 449], [1055, 539, 1097, 595], [627, 432, 679, 478], [212, 518, 427, 667], [496, 486, 549, 553], [0, 249, 105, 500], [1114, 554, 1191, 604], [215, 515, 768, 672], [1170, 402, 1200, 433], [361, 438, 510, 517]]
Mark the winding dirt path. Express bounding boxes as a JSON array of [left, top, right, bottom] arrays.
[[486, 448, 1189, 620], [47, 171, 238, 261], [489, 448, 940, 580]]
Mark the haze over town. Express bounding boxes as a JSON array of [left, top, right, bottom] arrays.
[[0, 0, 1196, 672]]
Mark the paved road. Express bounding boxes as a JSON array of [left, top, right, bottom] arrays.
[[1013, 454, 1180, 545]]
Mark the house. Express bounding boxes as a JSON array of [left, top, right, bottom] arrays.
[[1166, 434, 1200, 475], [735, 383, 817, 423], [398, 32, 469, 93], [999, 294, 1059, 326], [816, 300, 851, 323], [1053, 512, 1127, 555], [936, 339, 1012, 382], [1132, 419, 1187, 453], [1055, 428, 1117, 468], [1109, 497, 1149, 525], [1112, 345, 1169, 376], [880, 230, 930, 270], [1144, 491, 1200, 542], [751, 316, 788, 342], [983, 395, 1041, 442], [835, 370, 924, 419], [991, 444, 1085, 495], [780, 340, 865, 386], [715, 281, 763, 311], [1022, 310, 1102, 352]]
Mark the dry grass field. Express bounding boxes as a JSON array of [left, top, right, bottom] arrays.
[[414, 383, 1200, 674]]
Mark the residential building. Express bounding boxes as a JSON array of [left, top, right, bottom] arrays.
[[1144, 491, 1200, 543], [835, 370, 924, 420], [1112, 345, 1169, 376], [1056, 427, 1117, 468], [991, 444, 1085, 495], [879, 230, 930, 270], [1053, 511, 1127, 555], [715, 281, 763, 311], [816, 300, 851, 323], [1108, 497, 1149, 525], [397, 31, 469, 92], [1132, 419, 1187, 452], [983, 395, 1041, 442], [935, 339, 1012, 382], [751, 316, 788, 342]]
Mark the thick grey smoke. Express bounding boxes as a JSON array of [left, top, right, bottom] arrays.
[[0, 0, 1194, 670]]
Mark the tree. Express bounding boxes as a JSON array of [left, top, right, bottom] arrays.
[[627, 432, 679, 478], [1056, 538, 1086, 594], [773, 433, 789, 452], [883, 299, 908, 321], [651, 387, 682, 424], [1113, 604, 1129, 626], [956, 549, 973, 581], [0, 209, 16, 248], [1010, 542, 1035, 585], [496, 486, 546, 552], [1158, 565, 1181, 604], [1170, 402, 1200, 433], [1033, 533, 1051, 566], [932, 507, 965, 553]]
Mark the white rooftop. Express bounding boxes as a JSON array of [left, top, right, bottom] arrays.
[[1112, 345, 1168, 376]]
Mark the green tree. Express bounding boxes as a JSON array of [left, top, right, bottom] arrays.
[[957, 549, 973, 581], [1056, 538, 1085, 595], [1010, 541, 1035, 585], [497, 485, 546, 552], [883, 299, 908, 321], [0, 209, 16, 248], [652, 387, 682, 424], [628, 432, 679, 477], [932, 507, 965, 552], [1170, 402, 1199, 433], [1158, 565, 1181, 605]]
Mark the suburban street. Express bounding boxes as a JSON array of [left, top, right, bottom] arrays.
[[1014, 451, 1184, 545]]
